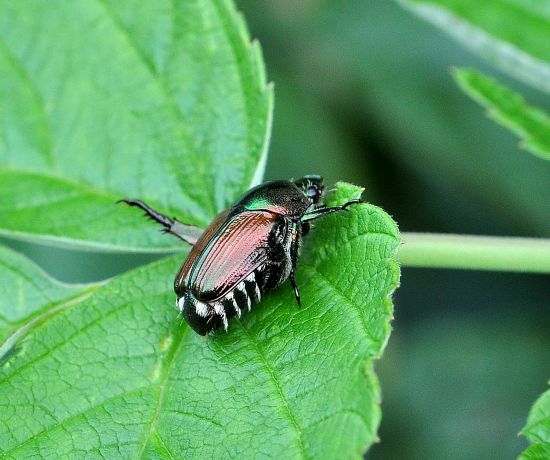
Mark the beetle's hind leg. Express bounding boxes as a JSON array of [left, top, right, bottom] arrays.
[[288, 224, 302, 308], [289, 269, 301, 308], [118, 199, 203, 245], [301, 199, 362, 223]]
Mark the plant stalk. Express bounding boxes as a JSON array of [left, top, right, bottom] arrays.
[[397, 232, 550, 274]]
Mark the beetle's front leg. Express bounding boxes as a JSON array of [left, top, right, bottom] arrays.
[[301, 199, 362, 222], [118, 199, 204, 245]]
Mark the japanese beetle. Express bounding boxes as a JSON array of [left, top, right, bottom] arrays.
[[120, 176, 361, 335]]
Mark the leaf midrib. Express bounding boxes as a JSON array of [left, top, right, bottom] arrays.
[[1, 0, 268, 221], [133, 324, 191, 459], [92, 0, 214, 217], [238, 321, 308, 459]]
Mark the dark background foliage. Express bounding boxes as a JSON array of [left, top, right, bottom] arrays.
[[2, 1, 549, 458]]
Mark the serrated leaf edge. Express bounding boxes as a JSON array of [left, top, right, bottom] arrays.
[[398, 0, 550, 94]]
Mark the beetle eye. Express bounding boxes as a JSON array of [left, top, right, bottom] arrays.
[[307, 186, 318, 199]]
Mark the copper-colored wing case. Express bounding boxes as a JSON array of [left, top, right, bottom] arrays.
[[174, 209, 279, 301]]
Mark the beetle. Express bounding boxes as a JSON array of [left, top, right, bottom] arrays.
[[120, 175, 361, 335]]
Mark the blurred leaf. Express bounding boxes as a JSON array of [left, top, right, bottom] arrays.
[[521, 386, 550, 459], [0, 183, 400, 459], [370, 313, 550, 459], [399, 0, 550, 93], [0, 0, 272, 250], [454, 68, 550, 161], [264, 72, 373, 191], [520, 443, 550, 460], [239, 0, 550, 236]]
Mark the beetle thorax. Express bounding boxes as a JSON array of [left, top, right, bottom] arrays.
[[237, 181, 312, 216]]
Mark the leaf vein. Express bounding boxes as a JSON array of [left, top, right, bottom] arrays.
[[1, 384, 156, 457], [237, 322, 308, 459], [92, 0, 208, 214], [133, 325, 191, 459]]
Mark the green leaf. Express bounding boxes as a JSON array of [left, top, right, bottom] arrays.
[[0, 0, 273, 250], [243, 0, 550, 236], [0, 171, 186, 252], [520, 443, 550, 460], [453, 68, 550, 161], [0, 245, 95, 345], [0, 183, 400, 459], [520, 386, 550, 459], [399, 0, 550, 93]]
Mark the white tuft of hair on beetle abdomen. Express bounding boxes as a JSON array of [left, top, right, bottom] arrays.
[[213, 302, 228, 330], [225, 290, 242, 318], [195, 299, 209, 318], [177, 267, 267, 333], [217, 269, 265, 325], [244, 270, 263, 304]]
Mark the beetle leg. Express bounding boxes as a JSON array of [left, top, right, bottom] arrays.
[[118, 199, 203, 245], [289, 269, 301, 308], [287, 221, 302, 308], [169, 220, 204, 245], [301, 199, 362, 222]]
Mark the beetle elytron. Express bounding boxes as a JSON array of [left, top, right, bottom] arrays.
[[120, 176, 361, 335]]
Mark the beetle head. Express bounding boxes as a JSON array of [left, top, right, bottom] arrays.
[[294, 175, 324, 206]]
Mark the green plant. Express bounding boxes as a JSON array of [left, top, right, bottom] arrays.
[[0, 0, 548, 458], [0, 1, 400, 457], [398, 1, 550, 457], [521, 387, 550, 459], [400, 0, 550, 161]]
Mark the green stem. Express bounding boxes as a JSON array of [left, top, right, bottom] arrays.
[[397, 232, 550, 273]]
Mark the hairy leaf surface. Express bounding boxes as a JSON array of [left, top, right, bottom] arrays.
[[0, 184, 400, 459], [0, 0, 272, 250]]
